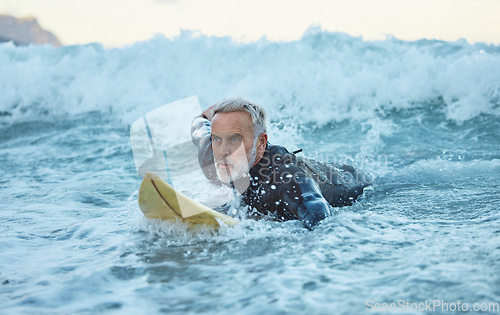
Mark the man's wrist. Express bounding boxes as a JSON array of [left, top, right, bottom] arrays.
[[202, 105, 215, 121]]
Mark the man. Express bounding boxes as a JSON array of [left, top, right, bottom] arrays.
[[191, 98, 370, 230]]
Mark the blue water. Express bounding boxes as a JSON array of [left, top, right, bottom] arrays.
[[1, 29, 499, 314]]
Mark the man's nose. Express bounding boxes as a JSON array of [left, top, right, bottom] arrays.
[[220, 140, 242, 157], [220, 140, 233, 157]]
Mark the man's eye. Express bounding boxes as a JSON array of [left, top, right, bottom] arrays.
[[232, 136, 241, 142], [212, 136, 221, 142]]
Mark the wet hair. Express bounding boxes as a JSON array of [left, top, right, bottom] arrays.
[[212, 97, 267, 137]]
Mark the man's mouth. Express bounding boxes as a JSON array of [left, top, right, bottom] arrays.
[[217, 160, 233, 169]]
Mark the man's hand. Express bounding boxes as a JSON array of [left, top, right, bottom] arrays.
[[202, 105, 215, 121]]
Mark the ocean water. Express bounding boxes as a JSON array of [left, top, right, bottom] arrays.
[[1, 29, 499, 314]]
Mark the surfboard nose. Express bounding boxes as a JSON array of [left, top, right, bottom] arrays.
[[138, 171, 239, 229], [143, 172, 158, 181]]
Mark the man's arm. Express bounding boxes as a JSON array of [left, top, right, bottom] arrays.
[[279, 165, 332, 230], [296, 176, 332, 230], [191, 108, 219, 183], [191, 104, 215, 148]]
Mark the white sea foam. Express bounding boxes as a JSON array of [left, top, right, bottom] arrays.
[[1, 30, 499, 127]]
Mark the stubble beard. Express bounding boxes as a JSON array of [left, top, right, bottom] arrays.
[[216, 141, 257, 184]]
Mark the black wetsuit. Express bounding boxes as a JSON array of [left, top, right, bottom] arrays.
[[191, 116, 370, 230]]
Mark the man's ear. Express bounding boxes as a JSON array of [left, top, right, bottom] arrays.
[[257, 132, 268, 156]]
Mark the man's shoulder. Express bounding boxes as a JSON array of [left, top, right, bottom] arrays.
[[251, 143, 306, 181], [255, 143, 295, 169], [267, 143, 290, 155]]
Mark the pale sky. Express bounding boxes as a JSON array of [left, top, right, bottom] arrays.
[[1, 0, 499, 47]]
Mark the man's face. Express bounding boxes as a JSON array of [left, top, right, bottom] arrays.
[[211, 111, 256, 183]]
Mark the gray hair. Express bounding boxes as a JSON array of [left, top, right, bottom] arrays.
[[212, 98, 267, 137]]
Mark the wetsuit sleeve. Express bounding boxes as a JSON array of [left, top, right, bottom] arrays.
[[279, 165, 332, 230], [191, 115, 219, 183]]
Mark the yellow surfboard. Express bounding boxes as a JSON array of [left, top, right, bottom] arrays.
[[138, 172, 239, 229]]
